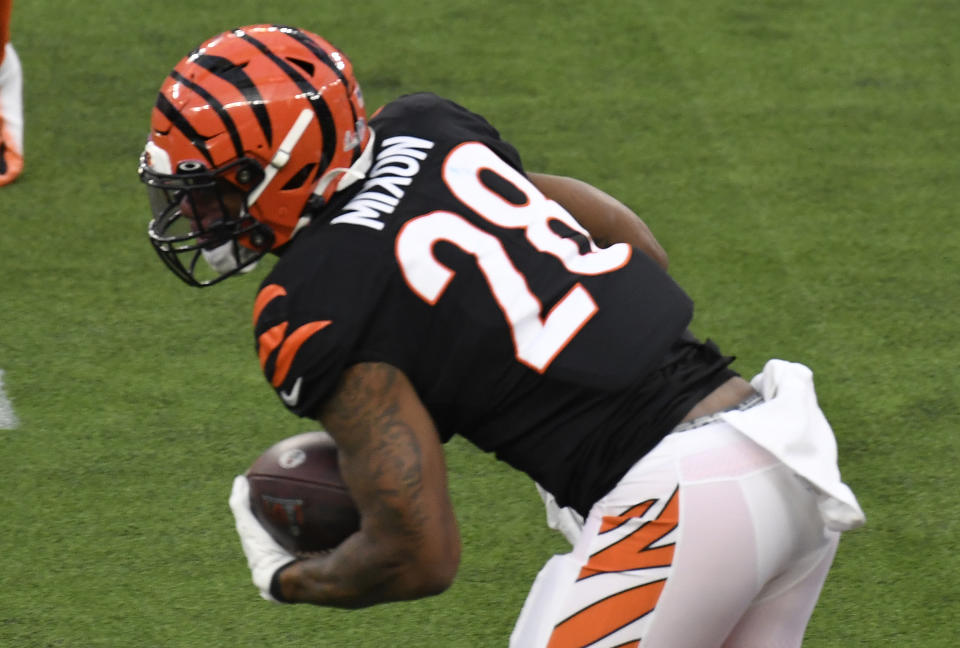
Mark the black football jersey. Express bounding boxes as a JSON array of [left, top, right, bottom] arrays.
[[253, 93, 735, 515]]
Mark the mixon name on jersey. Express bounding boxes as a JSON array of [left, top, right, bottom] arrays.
[[331, 135, 435, 231]]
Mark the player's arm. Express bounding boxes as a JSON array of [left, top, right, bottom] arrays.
[[528, 172, 669, 270], [274, 361, 461, 608]]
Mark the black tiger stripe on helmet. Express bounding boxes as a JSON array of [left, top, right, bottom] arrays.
[[189, 53, 273, 147], [274, 25, 363, 145], [236, 28, 339, 175], [153, 92, 215, 167], [168, 69, 245, 161]]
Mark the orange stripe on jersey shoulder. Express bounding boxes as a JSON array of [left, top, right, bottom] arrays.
[[252, 284, 332, 387], [253, 284, 288, 327], [270, 320, 332, 387], [258, 322, 288, 370]]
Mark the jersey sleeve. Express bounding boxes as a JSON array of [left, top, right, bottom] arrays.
[[252, 229, 394, 419]]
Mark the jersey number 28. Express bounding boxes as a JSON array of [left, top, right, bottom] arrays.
[[395, 142, 631, 372]]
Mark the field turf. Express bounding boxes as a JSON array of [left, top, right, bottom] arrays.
[[1, 1, 957, 645]]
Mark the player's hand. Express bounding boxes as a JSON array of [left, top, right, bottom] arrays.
[[228, 475, 298, 602]]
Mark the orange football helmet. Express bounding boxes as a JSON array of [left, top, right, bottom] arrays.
[[138, 24, 371, 286]]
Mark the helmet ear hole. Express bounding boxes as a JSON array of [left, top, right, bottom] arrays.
[[281, 163, 317, 190], [247, 224, 275, 251]]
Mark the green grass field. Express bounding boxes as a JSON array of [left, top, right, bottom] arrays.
[[2, 1, 958, 645]]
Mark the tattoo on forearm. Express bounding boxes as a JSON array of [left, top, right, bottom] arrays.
[[321, 364, 429, 541]]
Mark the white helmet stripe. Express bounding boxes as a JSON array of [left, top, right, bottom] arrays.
[[247, 108, 314, 207]]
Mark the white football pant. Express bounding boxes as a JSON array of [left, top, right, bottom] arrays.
[[513, 360, 863, 648], [1, 42, 24, 153]]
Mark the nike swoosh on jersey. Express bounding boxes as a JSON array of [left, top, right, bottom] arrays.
[[279, 376, 303, 407]]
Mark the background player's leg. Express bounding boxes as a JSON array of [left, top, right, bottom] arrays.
[[0, 0, 12, 55], [0, 41, 24, 185], [0, 0, 24, 187]]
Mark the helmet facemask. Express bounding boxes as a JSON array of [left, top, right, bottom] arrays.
[[140, 154, 274, 287]]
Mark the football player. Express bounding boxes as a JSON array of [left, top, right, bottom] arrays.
[[139, 25, 865, 647], [0, 0, 24, 187]]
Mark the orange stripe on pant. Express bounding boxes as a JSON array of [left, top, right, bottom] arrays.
[[545, 488, 680, 647], [579, 488, 679, 581], [546, 580, 666, 648], [598, 499, 656, 534]]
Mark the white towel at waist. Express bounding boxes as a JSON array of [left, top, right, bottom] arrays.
[[720, 359, 866, 531]]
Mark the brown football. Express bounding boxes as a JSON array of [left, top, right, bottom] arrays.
[[246, 431, 360, 553]]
